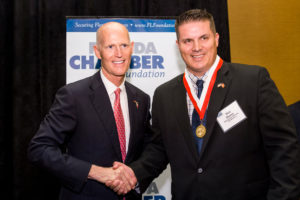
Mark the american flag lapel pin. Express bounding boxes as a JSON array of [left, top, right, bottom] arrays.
[[217, 83, 225, 88], [133, 100, 139, 109]]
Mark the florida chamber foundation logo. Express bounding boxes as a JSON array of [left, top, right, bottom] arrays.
[[69, 41, 166, 78]]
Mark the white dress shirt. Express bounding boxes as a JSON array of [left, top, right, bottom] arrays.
[[186, 55, 220, 124], [100, 69, 130, 153]]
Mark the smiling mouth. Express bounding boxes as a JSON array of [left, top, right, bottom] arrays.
[[113, 60, 125, 64], [192, 55, 204, 58]]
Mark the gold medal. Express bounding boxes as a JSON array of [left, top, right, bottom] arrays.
[[196, 124, 206, 138]]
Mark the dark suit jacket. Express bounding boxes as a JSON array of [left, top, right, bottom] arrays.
[[131, 62, 300, 200], [28, 72, 151, 200], [289, 101, 300, 141]]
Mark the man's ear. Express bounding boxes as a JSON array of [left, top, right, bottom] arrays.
[[130, 41, 134, 54], [215, 33, 220, 47], [93, 45, 102, 59]]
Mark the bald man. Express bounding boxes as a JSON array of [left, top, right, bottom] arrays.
[[28, 22, 151, 200]]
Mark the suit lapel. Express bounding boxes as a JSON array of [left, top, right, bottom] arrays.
[[173, 75, 199, 162], [89, 72, 122, 161], [199, 62, 232, 158], [124, 82, 138, 163]]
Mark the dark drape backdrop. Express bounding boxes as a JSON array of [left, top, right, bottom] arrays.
[[0, 0, 230, 199]]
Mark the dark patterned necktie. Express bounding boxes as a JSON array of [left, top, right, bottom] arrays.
[[192, 79, 204, 154]]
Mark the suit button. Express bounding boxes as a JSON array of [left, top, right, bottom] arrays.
[[197, 168, 203, 174]]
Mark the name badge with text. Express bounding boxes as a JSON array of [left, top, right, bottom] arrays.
[[217, 100, 247, 132]]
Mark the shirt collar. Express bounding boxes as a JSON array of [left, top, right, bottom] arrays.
[[185, 55, 220, 86], [100, 69, 126, 96]]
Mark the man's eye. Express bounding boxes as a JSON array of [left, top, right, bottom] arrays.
[[121, 44, 128, 48], [108, 45, 113, 49]]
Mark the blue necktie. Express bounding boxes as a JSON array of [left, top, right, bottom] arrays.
[[192, 79, 204, 154]]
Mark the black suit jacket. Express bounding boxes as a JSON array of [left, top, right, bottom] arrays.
[[28, 72, 151, 200], [131, 62, 300, 200], [289, 101, 300, 141]]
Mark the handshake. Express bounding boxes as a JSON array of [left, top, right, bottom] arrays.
[[88, 161, 137, 195]]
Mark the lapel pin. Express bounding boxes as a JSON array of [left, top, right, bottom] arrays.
[[217, 83, 225, 88], [133, 100, 139, 109]]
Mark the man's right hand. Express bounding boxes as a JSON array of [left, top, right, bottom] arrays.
[[106, 162, 137, 195], [88, 164, 137, 195]]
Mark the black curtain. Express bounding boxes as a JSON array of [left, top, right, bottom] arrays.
[[0, 0, 230, 199]]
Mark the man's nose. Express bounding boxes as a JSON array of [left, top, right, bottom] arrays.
[[114, 46, 122, 57], [192, 41, 201, 51]]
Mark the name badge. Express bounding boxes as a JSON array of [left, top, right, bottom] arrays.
[[217, 100, 247, 132]]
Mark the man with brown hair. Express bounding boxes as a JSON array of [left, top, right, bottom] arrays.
[[112, 9, 300, 199]]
